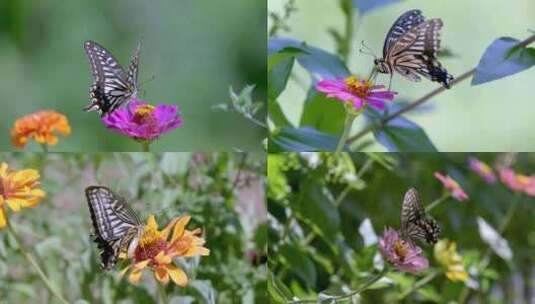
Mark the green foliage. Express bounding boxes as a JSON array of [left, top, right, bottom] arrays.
[[268, 152, 535, 303], [472, 37, 535, 85], [0, 153, 266, 303]]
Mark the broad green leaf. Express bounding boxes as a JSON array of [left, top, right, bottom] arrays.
[[268, 38, 350, 79], [269, 127, 347, 152], [268, 99, 292, 127], [297, 180, 340, 237], [352, 0, 402, 14], [472, 37, 535, 85], [279, 244, 317, 287], [268, 273, 293, 303], [300, 92, 346, 135], [365, 108, 437, 152]]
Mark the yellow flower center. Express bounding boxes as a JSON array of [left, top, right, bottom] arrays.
[[344, 76, 371, 98], [393, 240, 408, 261], [516, 174, 530, 186], [133, 105, 156, 124], [135, 225, 167, 262]]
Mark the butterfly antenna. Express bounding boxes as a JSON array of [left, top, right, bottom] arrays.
[[359, 40, 377, 59]]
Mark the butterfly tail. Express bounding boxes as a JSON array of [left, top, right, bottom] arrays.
[[430, 64, 454, 89]]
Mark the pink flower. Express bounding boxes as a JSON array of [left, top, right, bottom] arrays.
[[434, 172, 469, 201], [468, 157, 496, 184], [315, 76, 396, 111], [102, 99, 183, 141], [379, 228, 428, 274], [499, 168, 535, 196]]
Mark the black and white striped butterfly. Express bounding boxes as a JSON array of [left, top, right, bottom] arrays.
[[83, 41, 140, 116], [400, 188, 440, 245], [85, 186, 143, 270], [374, 10, 453, 89]]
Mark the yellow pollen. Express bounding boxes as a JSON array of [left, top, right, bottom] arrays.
[[394, 240, 408, 260], [344, 76, 371, 98], [135, 104, 155, 116], [517, 175, 530, 186], [139, 225, 161, 247]]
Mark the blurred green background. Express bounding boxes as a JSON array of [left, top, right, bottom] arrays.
[[0, 152, 267, 303], [268, 152, 535, 303], [268, 0, 535, 151], [0, 0, 266, 151]]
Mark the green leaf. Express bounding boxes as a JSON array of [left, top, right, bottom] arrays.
[[366, 109, 437, 152], [268, 38, 350, 79], [352, 0, 402, 14], [300, 92, 346, 135], [268, 98, 292, 127], [472, 37, 535, 85], [269, 127, 346, 152], [279, 244, 317, 287], [297, 180, 340, 237], [268, 272, 293, 303]]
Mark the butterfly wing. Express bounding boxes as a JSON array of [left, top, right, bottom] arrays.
[[381, 11, 454, 88], [83, 41, 135, 116], [127, 41, 141, 91], [400, 188, 440, 245], [382, 9, 425, 58], [85, 186, 142, 270]]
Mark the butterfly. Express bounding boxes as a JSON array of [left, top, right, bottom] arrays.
[[374, 9, 453, 89], [83, 40, 140, 116], [400, 188, 440, 245], [85, 186, 143, 270]]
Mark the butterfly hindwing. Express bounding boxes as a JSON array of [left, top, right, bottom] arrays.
[[85, 186, 142, 270], [400, 188, 440, 245], [83, 41, 139, 116]]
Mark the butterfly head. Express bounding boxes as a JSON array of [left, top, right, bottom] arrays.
[[374, 58, 392, 74]]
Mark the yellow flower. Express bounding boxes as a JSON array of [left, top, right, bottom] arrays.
[[11, 110, 71, 148], [0, 163, 46, 228], [121, 215, 209, 286], [434, 239, 468, 282]]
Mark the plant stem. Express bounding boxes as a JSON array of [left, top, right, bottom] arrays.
[[336, 112, 356, 153], [141, 141, 151, 152], [289, 267, 388, 303], [339, 0, 354, 62], [458, 195, 522, 303], [425, 192, 451, 213], [40, 144, 49, 152], [346, 32, 535, 147], [6, 220, 69, 304], [398, 270, 439, 300], [157, 281, 168, 304]]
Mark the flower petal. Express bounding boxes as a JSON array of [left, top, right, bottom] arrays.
[[166, 264, 188, 287]]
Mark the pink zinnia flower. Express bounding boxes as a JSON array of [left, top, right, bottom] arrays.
[[434, 172, 469, 201], [499, 168, 535, 196], [315, 76, 396, 111], [102, 99, 183, 141], [468, 157, 496, 184], [379, 228, 428, 274]]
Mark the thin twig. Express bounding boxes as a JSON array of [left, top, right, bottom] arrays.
[[347, 33, 535, 146]]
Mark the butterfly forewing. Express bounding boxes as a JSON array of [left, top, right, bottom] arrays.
[[85, 186, 142, 270], [383, 9, 425, 58], [400, 188, 440, 245], [83, 41, 139, 116]]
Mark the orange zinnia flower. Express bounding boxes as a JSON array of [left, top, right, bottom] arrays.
[[121, 215, 209, 286], [11, 110, 71, 148], [0, 163, 46, 228]]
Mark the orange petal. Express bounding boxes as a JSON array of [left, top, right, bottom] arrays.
[[166, 264, 188, 287], [133, 259, 150, 270], [154, 267, 169, 284], [161, 217, 180, 240], [0, 208, 6, 229], [170, 216, 191, 243], [146, 214, 158, 231], [5, 199, 22, 212], [155, 251, 171, 264], [0, 163, 8, 176], [129, 269, 143, 284]]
